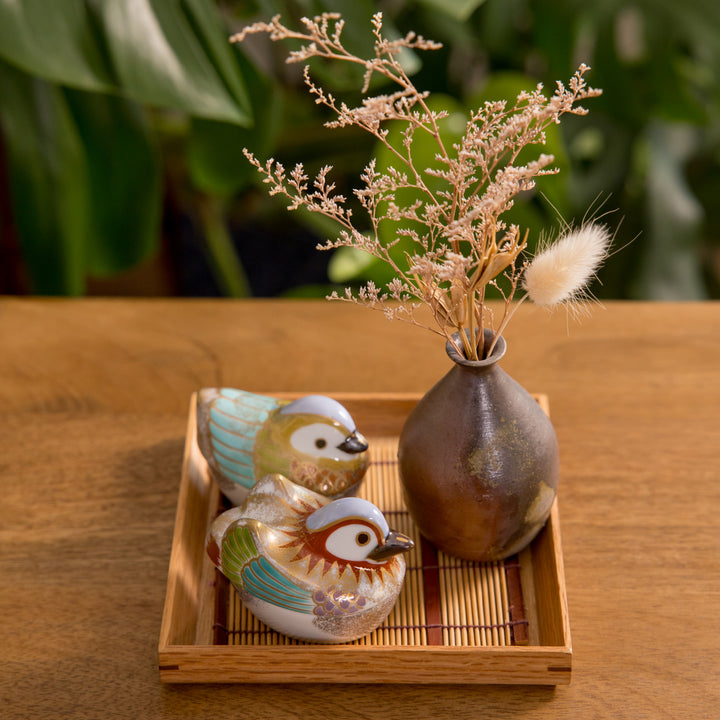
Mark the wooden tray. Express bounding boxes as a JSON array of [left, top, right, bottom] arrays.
[[158, 393, 571, 685]]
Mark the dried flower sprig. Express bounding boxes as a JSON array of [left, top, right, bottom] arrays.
[[233, 12, 604, 360]]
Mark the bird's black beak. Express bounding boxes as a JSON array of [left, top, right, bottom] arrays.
[[368, 531, 414, 561], [337, 431, 368, 454]]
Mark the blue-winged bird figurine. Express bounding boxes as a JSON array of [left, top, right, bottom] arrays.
[[197, 389, 369, 505], [206, 473, 414, 643]]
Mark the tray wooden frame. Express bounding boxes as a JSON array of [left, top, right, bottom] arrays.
[[158, 393, 571, 685]]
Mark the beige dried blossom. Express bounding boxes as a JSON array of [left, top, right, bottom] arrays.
[[234, 12, 604, 360]]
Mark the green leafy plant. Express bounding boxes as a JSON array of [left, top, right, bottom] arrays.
[[1, 0, 718, 300], [0, 0, 252, 294]]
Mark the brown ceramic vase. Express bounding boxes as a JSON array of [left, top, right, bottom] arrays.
[[397, 329, 559, 561]]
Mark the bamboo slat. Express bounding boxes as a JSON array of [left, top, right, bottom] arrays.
[[215, 438, 529, 649]]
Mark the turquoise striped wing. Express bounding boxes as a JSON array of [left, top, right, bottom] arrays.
[[221, 523, 315, 615], [205, 389, 278, 489]]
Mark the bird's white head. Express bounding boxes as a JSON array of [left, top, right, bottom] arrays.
[[281, 395, 368, 462], [306, 497, 413, 564]]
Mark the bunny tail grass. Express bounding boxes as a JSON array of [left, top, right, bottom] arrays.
[[522, 222, 611, 307]]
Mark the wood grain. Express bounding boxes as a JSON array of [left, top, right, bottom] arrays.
[[1, 298, 719, 718]]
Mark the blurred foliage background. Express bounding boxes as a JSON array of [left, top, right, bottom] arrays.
[[1, 0, 719, 300]]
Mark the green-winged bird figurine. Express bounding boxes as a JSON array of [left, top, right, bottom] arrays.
[[206, 473, 414, 643]]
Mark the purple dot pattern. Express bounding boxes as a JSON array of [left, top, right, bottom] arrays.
[[313, 588, 368, 617]]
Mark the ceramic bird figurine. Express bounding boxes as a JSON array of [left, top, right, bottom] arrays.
[[196, 388, 369, 505], [206, 473, 414, 643]]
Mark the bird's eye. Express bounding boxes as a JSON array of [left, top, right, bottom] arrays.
[[324, 524, 379, 561], [289, 423, 355, 460]]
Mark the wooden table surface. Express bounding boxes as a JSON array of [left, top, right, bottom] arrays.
[[1, 298, 718, 719]]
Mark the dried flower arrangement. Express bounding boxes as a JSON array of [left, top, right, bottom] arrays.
[[234, 12, 609, 361]]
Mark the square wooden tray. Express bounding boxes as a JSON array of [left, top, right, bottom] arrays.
[[158, 393, 571, 685]]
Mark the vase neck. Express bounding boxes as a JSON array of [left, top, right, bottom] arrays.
[[446, 328, 506, 368]]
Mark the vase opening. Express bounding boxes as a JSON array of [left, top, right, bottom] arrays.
[[446, 328, 506, 368]]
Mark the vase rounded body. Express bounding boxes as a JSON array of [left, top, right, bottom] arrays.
[[398, 330, 559, 561]]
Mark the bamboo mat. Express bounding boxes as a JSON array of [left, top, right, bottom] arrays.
[[214, 438, 529, 647]]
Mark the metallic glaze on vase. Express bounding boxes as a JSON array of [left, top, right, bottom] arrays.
[[398, 329, 559, 561]]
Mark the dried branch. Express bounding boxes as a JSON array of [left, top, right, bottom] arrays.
[[234, 13, 604, 359]]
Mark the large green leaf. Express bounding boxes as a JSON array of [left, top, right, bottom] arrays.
[[180, 0, 253, 118], [64, 90, 161, 276], [187, 52, 283, 195], [0, 0, 114, 92], [195, 194, 250, 297], [635, 122, 707, 299], [98, 0, 252, 125], [0, 0, 253, 124], [417, 0, 488, 22], [0, 61, 89, 294], [0, 61, 164, 293]]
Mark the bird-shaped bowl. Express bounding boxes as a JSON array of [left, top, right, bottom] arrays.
[[197, 389, 369, 505], [206, 473, 414, 643]]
